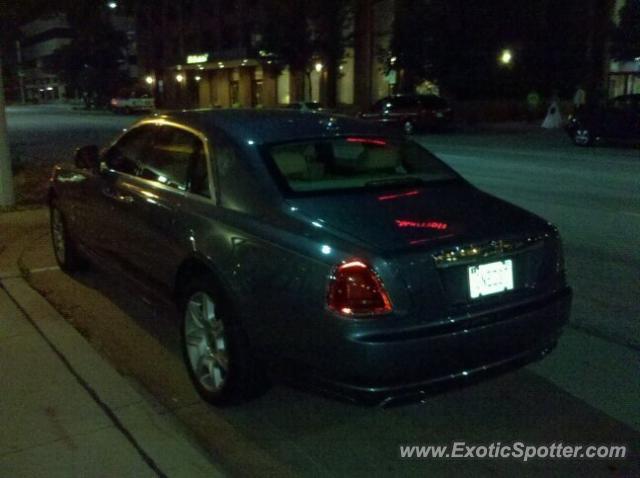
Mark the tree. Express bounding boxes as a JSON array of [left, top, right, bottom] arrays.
[[611, 0, 640, 61], [47, 1, 129, 106], [308, 0, 353, 107], [388, 0, 613, 100], [259, 0, 315, 102], [259, 0, 352, 106], [0, 57, 15, 207], [49, 27, 128, 107]]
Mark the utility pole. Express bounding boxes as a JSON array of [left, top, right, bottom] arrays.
[[0, 56, 16, 208]]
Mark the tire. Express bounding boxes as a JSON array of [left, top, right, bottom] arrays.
[[573, 127, 593, 146], [179, 276, 264, 406], [50, 203, 86, 272], [403, 120, 415, 135]]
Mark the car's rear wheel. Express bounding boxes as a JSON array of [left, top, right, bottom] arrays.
[[180, 277, 264, 406], [573, 128, 593, 146], [50, 204, 86, 272]]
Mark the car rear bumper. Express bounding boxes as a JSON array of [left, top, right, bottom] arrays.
[[299, 287, 572, 405]]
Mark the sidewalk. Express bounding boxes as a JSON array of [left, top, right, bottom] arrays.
[[0, 209, 225, 477]]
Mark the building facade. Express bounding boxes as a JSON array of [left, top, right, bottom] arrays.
[[607, 0, 640, 97], [159, 0, 395, 110], [19, 10, 139, 103], [19, 14, 73, 102]]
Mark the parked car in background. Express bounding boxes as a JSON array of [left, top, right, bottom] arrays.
[[285, 101, 324, 112], [565, 94, 640, 146], [110, 88, 155, 114], [359, 94, 453, 134], [49, 109, 570, 406]]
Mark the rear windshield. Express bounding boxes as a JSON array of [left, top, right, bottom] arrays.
[[263, 137, 459, 194]]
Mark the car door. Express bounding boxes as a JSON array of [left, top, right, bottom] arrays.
[[88, 124, 156, 262], [111, 123, 205, 290]]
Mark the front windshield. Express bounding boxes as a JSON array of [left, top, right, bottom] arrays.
[[263, 136, 458, 194]]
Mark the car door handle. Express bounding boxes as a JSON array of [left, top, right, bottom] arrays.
[[102, 187, 134, 204]]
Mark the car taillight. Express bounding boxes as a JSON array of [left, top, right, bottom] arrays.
[[327, 260, 393, 317]]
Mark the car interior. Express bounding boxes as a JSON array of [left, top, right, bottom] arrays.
[[269, 139, 453, 192]]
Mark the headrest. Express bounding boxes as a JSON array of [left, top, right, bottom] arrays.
[[273, 150, 307, 178], [359, 146, 399, 171]]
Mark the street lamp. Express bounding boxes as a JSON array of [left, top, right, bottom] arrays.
[[499, 49, 513, 66], [107, 2, 117, 9], [176, 73, 184, 83], [314, 62, 323, 73], [144, 75, 154, 85]]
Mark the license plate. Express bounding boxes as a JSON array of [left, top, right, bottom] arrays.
[[468, 260, 514, 299]]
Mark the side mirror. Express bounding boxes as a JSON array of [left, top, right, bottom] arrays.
[[75, 145, 100, 171]]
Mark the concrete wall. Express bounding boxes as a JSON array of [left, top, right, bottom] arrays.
[[262, 68, 277, 107], [198, 75, 213, 108], [215, 70, 230, 107], [238, 69, 252, 107], [277, 67, 291, 104]]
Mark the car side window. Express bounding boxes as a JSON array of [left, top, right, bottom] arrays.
[[138, 126, 202, 191], [393, 97, 415, 109], [610, 97, 633, 112], [106, 125, 154, 175], [372, 99, 388, 112]]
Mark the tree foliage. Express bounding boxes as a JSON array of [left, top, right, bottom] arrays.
[[389, 0, 613, 100], [611, 0, 640, 60], [48, 1, 128, 105]]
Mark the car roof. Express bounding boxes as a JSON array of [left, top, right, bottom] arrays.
[[153, 108, 394, 144], [616, 94, 640, 100]]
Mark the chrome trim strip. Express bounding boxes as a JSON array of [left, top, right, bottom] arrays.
[[101, 117, 217, 204], [432, 233, 552, 268]]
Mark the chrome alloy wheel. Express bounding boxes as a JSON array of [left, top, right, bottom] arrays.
[[574, 128, 590, 146], [184, 291, 228, 392], [51, 208, 67, 265]]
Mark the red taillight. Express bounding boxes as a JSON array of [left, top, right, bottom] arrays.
[[327, 260, 393, 317], [346, 137, 387, 146]]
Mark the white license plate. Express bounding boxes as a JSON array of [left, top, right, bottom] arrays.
[[468, 260, 514, 299]]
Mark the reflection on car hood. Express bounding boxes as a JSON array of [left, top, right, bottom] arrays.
[[286, 183, 549, 253]]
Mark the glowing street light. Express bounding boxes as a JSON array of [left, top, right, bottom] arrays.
[[195, 75, 202, 82], [144, 75, 154, 85], [500, 49, 513, 65], [175, 73, 184, 83], [107, 2, 117, 9], [314, 62, 323, 73]]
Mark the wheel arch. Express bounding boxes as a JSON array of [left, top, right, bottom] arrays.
[[173, 254, 237, 309]]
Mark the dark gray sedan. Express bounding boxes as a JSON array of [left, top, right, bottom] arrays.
[[49, 109, 572, 406]]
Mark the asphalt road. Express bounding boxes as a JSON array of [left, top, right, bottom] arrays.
[[417, 130, 639, 350], [6, 104, 140, 164], [5, 106, 639, 477]]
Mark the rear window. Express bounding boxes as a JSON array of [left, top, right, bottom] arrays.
[[263, 137, 458, 194]]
